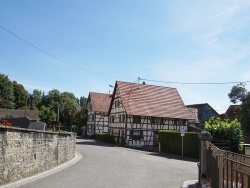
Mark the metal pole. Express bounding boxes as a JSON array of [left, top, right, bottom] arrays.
[[24, 92, 28, 117], [57, 103, 60, 122], [57, 103, 60, 132], [182, 136, 184, 157]]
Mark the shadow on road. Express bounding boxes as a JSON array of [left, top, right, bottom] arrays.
[[76, 137, 115, 148], [148, 152, 199, 163], [76, 136, 199, 163]]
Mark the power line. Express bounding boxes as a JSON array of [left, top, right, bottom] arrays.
[[0, 25, 132, 79], [2, 25, 249, 85], [139, 78, 250, 85]]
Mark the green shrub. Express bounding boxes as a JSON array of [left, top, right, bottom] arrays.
[[96, 133, 115, 144], [158, 130, 200, 159], [205, 117, 243, 153]]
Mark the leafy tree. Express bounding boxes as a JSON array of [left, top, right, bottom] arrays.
[[74, 107, 87, 135], [240, 92, 250, 135], [79, 96, 87, 107], [228, 83, 247, 104], [0, 73, 15, 108], [228, 84, 250, 136], [13, 81, 27, 109], [28, 89, 42, 110], [39, 105, 57, 123], [43, 89, 60, 111], [59, 92, 78, 126], [205, 117, 243, 153]]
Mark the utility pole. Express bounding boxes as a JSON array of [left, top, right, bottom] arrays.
[[24, 92, 28, 117], [57, 103, 60, 132], [57, 103, 60, 122]]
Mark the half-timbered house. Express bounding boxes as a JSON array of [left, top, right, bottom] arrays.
[[86, 92, 111, 136], [108, 81, 195, 147]]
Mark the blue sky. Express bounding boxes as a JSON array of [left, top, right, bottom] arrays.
[[1, 0, 250, 113]]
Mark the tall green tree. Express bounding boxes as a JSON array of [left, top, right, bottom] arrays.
[[12, 81, 27, 109], [39, 105, 57, 123], [78, 96, 87, 107], [60, 92, 78, 126], [240, 92, 250, 135], [228, 83, 247, 104], [44, 89, 60, 111], [228, 84, 250, 135], [74, 107, 87, 135], [28, 89, 42, 109], [0, 73, 15, 108]]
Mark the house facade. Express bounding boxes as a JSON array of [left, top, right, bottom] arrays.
[[86, 92, 111, 136], [108, 81, 195, 147], [186, 103, 219, 129]]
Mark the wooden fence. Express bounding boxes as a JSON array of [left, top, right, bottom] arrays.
[[205, 141, 250, 188]]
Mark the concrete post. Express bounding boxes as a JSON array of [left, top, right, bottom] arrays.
[[198, 131, 212, 183]]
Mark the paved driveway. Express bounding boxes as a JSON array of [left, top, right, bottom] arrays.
[[17, 138, 198, 188]]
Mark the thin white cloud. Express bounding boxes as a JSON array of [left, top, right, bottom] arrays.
[[230, 27, 240, 32]]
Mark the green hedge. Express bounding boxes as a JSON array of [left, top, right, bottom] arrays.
[[96, 133, 115, 144], [158, 130, 200, 159]]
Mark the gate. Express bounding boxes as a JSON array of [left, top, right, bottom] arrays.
[[205, 141, 250, 188]]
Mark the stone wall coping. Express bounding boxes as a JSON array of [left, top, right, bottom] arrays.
[[0, 126, 74, 135]]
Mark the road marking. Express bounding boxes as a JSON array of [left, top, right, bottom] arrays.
[[0, 152, 82, 188]]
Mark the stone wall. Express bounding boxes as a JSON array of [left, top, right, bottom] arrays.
[[0, 126, 75, 185]]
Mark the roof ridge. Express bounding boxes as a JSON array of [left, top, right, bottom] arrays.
[[116, 80, 176, 89], [90, 91, 110, 95], [186, 103, 208, 106]]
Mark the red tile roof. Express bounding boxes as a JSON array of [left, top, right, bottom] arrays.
[[225, 105, 240, 115], [114, 81, 194, 119], [0, 109, 39, 121], [89, 92, 112, 113]]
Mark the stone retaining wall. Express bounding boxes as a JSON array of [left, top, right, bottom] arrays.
[[0, 126, 75, 185]]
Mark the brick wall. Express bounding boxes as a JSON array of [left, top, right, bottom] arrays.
[[0, 127, 75, 185]]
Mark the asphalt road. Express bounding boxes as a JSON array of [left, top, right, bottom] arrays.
[[17, 138, 198, 188]]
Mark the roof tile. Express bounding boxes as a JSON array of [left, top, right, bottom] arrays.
[[89, 92, 112, 113], [116, 81, 194, 119]]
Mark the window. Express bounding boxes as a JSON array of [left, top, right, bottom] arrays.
[[174, 119, 179, 125], [109, 115, 114, 123], [130, 130, 143, 140], [182, 119, 187, 125], [115, 100, 120, 107], [119, 114, 125, 123], [152, 117, 163, 124], [133, 116, 141, 124], [92, 114, 95, 121]]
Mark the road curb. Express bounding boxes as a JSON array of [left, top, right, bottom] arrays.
[[0, 152, 82, 188]]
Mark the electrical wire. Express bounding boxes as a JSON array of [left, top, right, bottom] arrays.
[[2, 25, 249, 85], [139, 78, 250, 85], [0, 25, 133, 79]]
